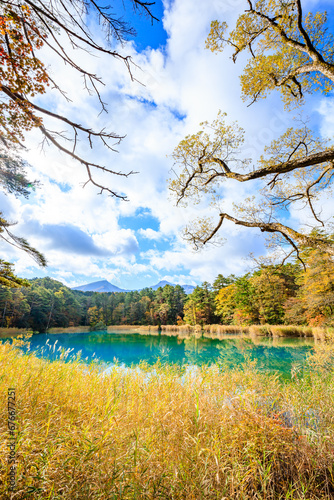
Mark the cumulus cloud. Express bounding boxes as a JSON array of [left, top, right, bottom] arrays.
[[21, 221, 111, 256], [138, 228, 162, 240], [1, 0, 331, 289]]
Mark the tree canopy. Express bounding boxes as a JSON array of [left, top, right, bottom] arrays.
[[0, 140, 46, 266], [169, 0, 334, 263], [2, 245, 334, 330], [0, 258, 29, 287], [0, 0, 158, 198], [0, 0, 157, 276], [206, 0, 334, 106]]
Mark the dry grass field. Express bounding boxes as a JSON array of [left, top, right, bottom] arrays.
[[1, 336, 334, 499]]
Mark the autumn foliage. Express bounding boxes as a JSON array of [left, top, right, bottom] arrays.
[[170, 0, 334, 259], [0, 4, 48, 142]]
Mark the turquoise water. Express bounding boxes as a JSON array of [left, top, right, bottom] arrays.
[[20, 330, 314, 376]]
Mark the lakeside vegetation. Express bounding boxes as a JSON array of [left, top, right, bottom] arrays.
[[1, 242, 333, 333], [1, 337, 334, 499], [2, 242, 333, 499], [1, 0, 334, 497]]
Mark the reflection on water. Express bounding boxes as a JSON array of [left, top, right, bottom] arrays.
[[22, 330, 314, 376]]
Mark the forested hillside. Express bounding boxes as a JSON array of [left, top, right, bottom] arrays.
[[0, 278, 187, 332], [1, 242, 333, 332]]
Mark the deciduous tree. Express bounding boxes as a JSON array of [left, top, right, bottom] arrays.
[[250, 269, 287, 324], [169, 0, 334, 261], [184, 282, 217, 325], [0, 0, 158, 197], [297, 233, 334, 325], [215, 284, 236, 324], [0, 0, 157, 270]]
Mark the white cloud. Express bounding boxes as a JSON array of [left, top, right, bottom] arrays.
[[93, 230, 139, 255], [1, 0, 332, 290], [318, 98, 334, 138], [138, 228, 162, 240]]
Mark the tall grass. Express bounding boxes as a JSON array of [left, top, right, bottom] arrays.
[[1, 338, 334, 499], [48, 326, 91, 334], [140, 325, 160, 332], [249, 325, 270, 337], [203, 324, 250, 335], [0, 327, 32, 337]]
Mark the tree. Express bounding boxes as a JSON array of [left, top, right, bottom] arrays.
[[295, 233, 334, 325], [0, 141, 46, 267], [250, 269, 287, 324], [0, 0, 158, 197], [215, 284, 236, 324], [6, 288, 30, 326], [184, 282, 216, 325], [0, 211, 46, 266], [0, 0, 157, 268], [232, 275, 258, 325], [0, 258, 29, 287], [0, 141, 38, 196], [212, 273, 236, 293], [87, 305, 104, 328], [206, 1, 334, 107], [213, 264, 301, 325], [23, 284, 52, 331], [169, 0, 334, 262]]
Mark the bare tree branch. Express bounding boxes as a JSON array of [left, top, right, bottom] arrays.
[[0, 0, 158, 201], [206, 212, 334, 257]]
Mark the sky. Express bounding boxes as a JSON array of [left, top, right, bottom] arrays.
[[0, 0, 333, 290]]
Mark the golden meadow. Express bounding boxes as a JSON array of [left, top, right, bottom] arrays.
[[1, 334, 334, 500]]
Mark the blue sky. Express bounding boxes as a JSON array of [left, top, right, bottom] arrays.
[[1, 0, 333, 290]]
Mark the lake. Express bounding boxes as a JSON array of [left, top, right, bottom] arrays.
[[19, 330, 314, 376]]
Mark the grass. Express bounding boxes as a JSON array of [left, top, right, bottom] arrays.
[[249, 325, 270, 337], [1, 338, 334, 499], [48, 326, 91, 334], [2, 324, 332, 342], [269, 326, 314, 338], [204, 324, 250, 335], [0, 327, 32, 337]]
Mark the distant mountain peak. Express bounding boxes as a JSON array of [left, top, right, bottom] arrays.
[[147, 280, 195, 294], [155, 280, 172, 286], [72, 279, 195, 294], [72, 280, 128, 293]]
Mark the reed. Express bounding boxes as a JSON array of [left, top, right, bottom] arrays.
[[0, 327, 32, 337], [48, 326, 91, 334], [249, 325, 270, 336], [311, 327, 326, 341], [138, 325, 160, 332], [107, 325, 141, 331], [205, 324, 250, 335], [327, 327, 334, 341], [161, 325, 179, 333], [269, 325, 308, 337], [224, 324, 249, 334], [176, 324, 194, 334], [1, 338, 334, 499]]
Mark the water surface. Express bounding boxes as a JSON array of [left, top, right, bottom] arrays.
[[21, 330, 314, 376]]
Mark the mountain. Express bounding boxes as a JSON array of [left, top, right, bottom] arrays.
[[72, 280, 128, 293], [147, 280, 195, 294], [178, 284, 196, 294], [147, 280, 173, 290], [72, 279, 195, 294]]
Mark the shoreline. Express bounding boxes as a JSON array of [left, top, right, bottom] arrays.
[[0, 324, 331, 342], [47, 323, 332, 341]]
